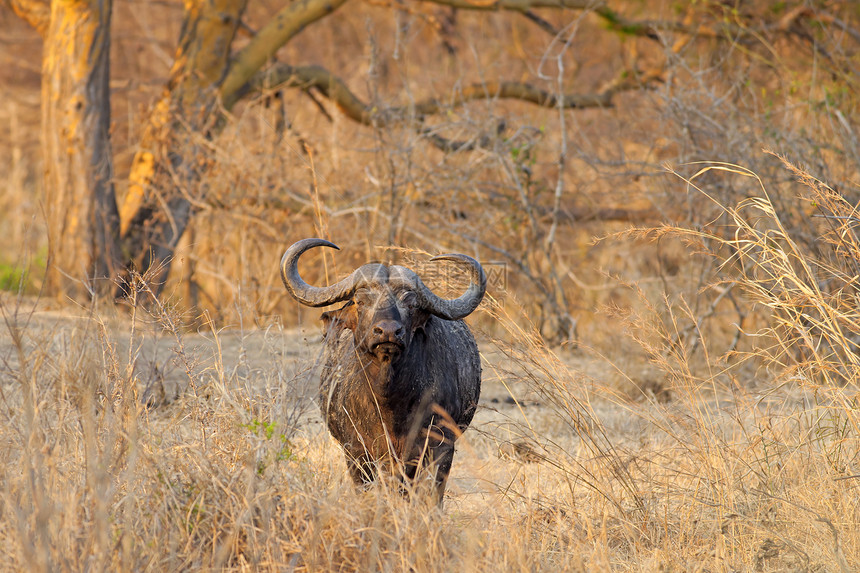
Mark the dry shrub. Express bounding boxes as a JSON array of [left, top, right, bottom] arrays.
[[467, 158, 860, 570], [611, 157, 860, 570]]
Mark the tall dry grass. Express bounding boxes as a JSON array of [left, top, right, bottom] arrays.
[[0, 156, 858, 572]]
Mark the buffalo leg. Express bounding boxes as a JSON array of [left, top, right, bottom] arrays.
[[428, 442, 454, 505], [404, 432, 456, 505]]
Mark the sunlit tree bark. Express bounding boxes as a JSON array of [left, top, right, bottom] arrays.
[[41, 0, 120, 299]]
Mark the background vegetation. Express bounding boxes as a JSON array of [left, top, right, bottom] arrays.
[[1, 0, 859, 570]]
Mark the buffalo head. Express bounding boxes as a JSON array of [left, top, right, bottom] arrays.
[[280, 238, 486, 364]]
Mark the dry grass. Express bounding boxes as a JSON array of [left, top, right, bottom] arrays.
[[1, 160, 859, 571]]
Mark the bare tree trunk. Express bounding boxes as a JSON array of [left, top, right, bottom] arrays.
[[42, 0, 120, 300], [118, 0, 248, 291], [118, 0, 348, 292]]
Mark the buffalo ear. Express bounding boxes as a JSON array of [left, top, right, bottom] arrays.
[[412, 308, 431, 334], [321, 302, 357, 338]]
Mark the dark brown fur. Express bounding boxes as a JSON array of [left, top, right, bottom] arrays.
[[319, 290, 481, 504]]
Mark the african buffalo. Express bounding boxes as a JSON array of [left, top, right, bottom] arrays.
[[281, 238, 486, 504]]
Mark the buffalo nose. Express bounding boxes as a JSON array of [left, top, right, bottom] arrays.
[[373, 321, 404, 340]]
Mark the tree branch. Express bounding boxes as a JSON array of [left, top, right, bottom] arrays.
[[521, 10, 560, 36], [255, 64, 370, 123], [812, 10, 860, 45], [415, 0, 600, 13], [248, 62, 656, 151], [254, 63, 645, 118], [412, 0, 824, 44], [220, 0, 351, 109], [3, 0, 49, 37], [411, 0, 693, 40], [591, 4, 858, 43], [415, 80, 619, 113], [219, 0, 828, 118]]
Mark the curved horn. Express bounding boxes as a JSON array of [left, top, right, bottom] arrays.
[[280, 239, 358, 307], [413, 254, 487, 320]]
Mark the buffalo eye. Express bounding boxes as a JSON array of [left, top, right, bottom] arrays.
[[354, 289, 372, 307], [398, 291, 418, 308]]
